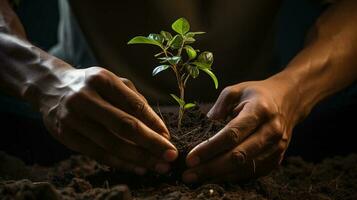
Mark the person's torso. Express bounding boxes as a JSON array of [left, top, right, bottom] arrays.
[[66, 0, 281, 103]]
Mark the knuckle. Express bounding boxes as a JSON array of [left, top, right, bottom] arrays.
[[121, 78, 134, 87], [268, 119, 284, 141], [225, 126, 241, 145], [230, 149, 247, 165], [86, 68, 110, 86], [121, 116, 140, 131], [257, 101, 271, 115], [130, 99, 147, 115], [221, 86, 236, 99]]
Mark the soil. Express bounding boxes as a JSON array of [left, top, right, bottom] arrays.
[[1, 108, 357, 200]]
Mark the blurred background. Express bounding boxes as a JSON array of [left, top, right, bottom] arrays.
[[0, 0, 356, 165]]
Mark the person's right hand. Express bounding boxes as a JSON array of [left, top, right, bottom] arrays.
[[38, 67, 177, 175]]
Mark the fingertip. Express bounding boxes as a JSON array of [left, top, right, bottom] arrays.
[[186, 156, 200, 168], [206, 108, 215, 119], [186, 144, 203, 167], [207, 106, 221, 120], [163, 149, 178, 162]]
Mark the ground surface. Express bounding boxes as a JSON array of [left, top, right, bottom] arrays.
[[1, 108, 357, 200]]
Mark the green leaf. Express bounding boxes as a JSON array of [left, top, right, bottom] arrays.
[[152, 65, 170, 76], [184, 45, 197, 60], [169, 35, 184, 49], [170, 94, 185, 107], [184, 103, 196, 110], [186, 65, 199, 78], [148, 33, 164, 44], [185, 37, 196, 44], [186, 31, 206, 37], [201, 68, 218, 89], [192, 61, 211, 69], [128, 36, 162, 47], [160, 31, 173, 41], [159, 56, 181, 65], [198, 51, 214, 66], [171, 17, 190, 35], [192, 51, 214, 69]]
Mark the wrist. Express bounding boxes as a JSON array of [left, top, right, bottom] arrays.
[[21, 55, 75, 113], [266, 71, 313, 125]]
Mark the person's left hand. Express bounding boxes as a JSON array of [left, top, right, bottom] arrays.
[[183, 77, 308, 183]]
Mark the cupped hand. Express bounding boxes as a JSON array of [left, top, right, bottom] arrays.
[[183, 78, 306, 183], [40, 67, 177, 175]]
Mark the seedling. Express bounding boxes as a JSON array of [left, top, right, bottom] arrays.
[[128, 17, 218, 128]]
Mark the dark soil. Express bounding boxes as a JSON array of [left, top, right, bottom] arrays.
[[1, 108, 357, 199], [163, 108, 226, 176]]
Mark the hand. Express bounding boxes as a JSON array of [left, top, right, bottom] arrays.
[[183, 77, 306, 183], [39, 67, 177, 175]]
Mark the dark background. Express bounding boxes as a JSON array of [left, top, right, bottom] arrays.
[[16, 0, 59, 50], [0, 0, 356, 165]]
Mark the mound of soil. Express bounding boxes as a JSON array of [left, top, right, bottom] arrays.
[[1, 108, 357, 199]]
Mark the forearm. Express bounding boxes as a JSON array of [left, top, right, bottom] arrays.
[[0, 34, 73, 106], [0, 0, 73, 110], [0, 0, 26, 38], [272, 0, 357, 119]]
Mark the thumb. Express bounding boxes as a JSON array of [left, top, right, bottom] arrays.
[[207, 86, 241, 120]]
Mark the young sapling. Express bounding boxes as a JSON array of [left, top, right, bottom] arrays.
[[128, 17, 218, 128]]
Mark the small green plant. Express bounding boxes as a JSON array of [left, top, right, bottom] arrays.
[[128, 17, 218, 128]]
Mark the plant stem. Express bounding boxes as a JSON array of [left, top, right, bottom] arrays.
[[177, 76, 185, 129], [176, 37, 186, 57], [163, 43, 187, 129], [177, 38, 187, 129]]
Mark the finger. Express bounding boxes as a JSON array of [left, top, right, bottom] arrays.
[[66, 89, 177, 162], [183, 127, 283, 184], [183, 150, 236, 183], [53, 126, 146, 175], [207, 86, 242, 120], [118, 82, 170, 139], [62, 112, 171, 174], [217, 122, 284, 181], [86, 70, 169, 139], [186, 103, 264, 167], [211, 150, 282, 183], [121, 78, 147, 103], [183, 122, 284, 183], [228, 121, 284, 167]]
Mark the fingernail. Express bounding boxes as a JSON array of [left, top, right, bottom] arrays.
[[163, 149, 178, 162], [155, 163, 170, 174], [183, 172, 198, 183], [186, 156, 200, 167], [134, 167, 147, 175]]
